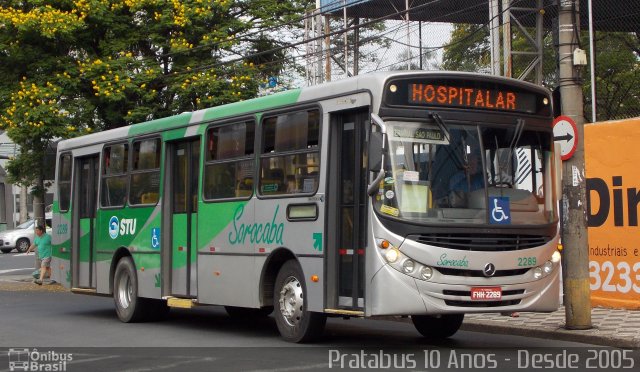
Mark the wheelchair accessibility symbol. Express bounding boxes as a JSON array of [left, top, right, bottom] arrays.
[[490, 197, 511, 224], [151, 228, 160, 249]]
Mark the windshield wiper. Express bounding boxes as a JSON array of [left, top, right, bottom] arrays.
[[508, 119, 525, 156], [498, 119, 525, 186], [431, 112, 466, 169], [431, 113, 451, 144]]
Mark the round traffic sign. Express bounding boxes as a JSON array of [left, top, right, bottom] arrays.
[[553, 115, 578, 161]]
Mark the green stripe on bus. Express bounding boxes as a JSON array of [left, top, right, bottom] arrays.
[[78, 218, 92, 262], [197, 201, 249, 250], [128, 112, 192, 137], [200, 89, 301, 122]]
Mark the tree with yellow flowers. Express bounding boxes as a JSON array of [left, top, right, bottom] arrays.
[[0, 0, 311, 223]]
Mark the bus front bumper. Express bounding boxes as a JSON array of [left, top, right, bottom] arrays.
[[369, 262, 560, 316]]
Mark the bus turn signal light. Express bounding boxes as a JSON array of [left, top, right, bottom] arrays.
[[311, 275, 319, 282], [379, 240, 390, 249]]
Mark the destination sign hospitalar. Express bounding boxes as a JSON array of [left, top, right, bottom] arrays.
[[407, 83, 534, 113]]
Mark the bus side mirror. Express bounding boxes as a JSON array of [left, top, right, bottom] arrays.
[[368, 131, 383, 171], [554, 142, 563, 198]]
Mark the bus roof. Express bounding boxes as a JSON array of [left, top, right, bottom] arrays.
[[57, 71, 550, 152]]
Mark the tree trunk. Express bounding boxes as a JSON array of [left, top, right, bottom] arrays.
[[32, 175, 45, 229], [19, 185, 28, 224]]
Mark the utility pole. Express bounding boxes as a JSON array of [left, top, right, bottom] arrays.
[[557, 0, 592, 329]]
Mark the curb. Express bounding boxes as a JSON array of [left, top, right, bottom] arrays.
[[460, 321, 640, 349], [377, 315, 639, 349]]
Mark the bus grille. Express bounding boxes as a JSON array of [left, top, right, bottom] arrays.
[[435, 267, 530, 277], [407, 233, 551, 251]]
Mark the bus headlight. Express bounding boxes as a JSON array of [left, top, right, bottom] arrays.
[[551, 250, 561, 263], [402, 260, 415, 273], [385, 248, 400, 263], [376, 238, 436, 281], [420, 266, 433, 281], [533, 267, 543, 279], [543, 261, 553, 275]]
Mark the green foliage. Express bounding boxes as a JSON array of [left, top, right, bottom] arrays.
[[584, 32, 640, 121], [0, 0, 311, 188], [442, 24, 490, 73]]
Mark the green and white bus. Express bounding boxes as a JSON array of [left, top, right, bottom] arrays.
[[52, 71, 562, 342]]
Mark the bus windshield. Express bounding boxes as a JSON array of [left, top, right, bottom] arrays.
[[373, 120, 557, 226]]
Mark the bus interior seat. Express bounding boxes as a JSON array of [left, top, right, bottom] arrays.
[[141, 192, 159, 204], [236, 177, 253, 197]]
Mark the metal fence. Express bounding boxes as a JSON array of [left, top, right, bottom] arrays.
[[583, 0, 640, 122], [297, 0, 639, 122]]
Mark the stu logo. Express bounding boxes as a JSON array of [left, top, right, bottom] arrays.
[[108, 216, 119, 239], [108, 216, 137, 239]]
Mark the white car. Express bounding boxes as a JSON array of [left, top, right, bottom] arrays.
[[0, 219, 52, 254]]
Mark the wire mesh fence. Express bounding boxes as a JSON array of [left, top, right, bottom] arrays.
[[296, 0, 639, 122], [583, 1, 640, 122]]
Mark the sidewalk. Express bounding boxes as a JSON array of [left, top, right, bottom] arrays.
[[462, 306, 640, 348], [0, 274, 65, 292]]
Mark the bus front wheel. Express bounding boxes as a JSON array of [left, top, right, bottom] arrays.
[[411, 313, 464, 339], [273, 260, 326, 343]]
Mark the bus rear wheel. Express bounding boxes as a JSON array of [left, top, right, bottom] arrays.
[[411, 314, 464, 339], [273, 260, 325, 343], [113, 257, 169, 322]]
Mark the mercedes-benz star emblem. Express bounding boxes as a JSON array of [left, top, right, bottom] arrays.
[[483, 263, 496, 277]]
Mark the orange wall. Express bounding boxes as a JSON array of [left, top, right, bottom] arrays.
[[585, 118, 640, 309]]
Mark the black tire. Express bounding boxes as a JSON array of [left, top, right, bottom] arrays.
[[225, 305, 273, 318], [113, 257, 149, 322], [411, 314, 464, 339], [1, 248, 12, 254], [16, 238, 30, 253], [273, 260, 326, 343]]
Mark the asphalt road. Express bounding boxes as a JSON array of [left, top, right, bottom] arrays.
[[0, 288, 622, 372], [0, 252, 36, 277], [1, 256, 631, 371]]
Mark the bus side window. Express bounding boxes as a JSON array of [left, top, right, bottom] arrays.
[[203, 120, 255, 201], [129, 138, 161, 206], [101, 143, 128, 208], [58, 153, 72, 212], [259, 109, 320, 196]]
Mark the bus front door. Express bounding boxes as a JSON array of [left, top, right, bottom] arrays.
[[328, 109, 368, 310], [169, 138, 200, 298], [73, 155, 99, 289]]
